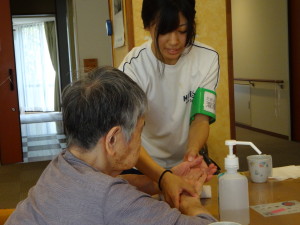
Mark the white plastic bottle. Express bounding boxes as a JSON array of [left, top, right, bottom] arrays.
[[218, 140, 262, 225]]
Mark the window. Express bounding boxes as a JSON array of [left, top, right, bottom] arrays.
[[13, 19, 57, 112]]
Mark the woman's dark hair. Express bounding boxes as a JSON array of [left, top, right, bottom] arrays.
[[142, 0, 196, 63]]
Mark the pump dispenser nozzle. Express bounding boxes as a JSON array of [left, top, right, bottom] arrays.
[[225, 140, 262, 155], [224, 140, 262, 170]]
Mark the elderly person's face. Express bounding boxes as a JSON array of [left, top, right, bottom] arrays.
[[112, 117, 145, 171]]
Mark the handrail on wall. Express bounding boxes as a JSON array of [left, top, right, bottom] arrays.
[[234, 78, 284, 89]]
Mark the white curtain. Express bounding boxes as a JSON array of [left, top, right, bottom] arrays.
[[14, 22, 56, 112]]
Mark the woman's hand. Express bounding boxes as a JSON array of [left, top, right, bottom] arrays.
[[172, 156, 203, 176], [160, 157, 209, 208], [184, 149, 200, 162], [177, 154, 217, 182]]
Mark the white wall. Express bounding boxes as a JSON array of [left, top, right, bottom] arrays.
[[72, 0, 112, 76], [232, 0, 290, 137], [234, 84, 251, 125]]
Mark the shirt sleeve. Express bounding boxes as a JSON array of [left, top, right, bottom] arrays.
[[103, 179, 217, 225], [119, 59, 139, 83], [119, 61, 150, 95], [200, 51, 220, 91]]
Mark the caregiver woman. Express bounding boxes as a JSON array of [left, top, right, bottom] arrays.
[[119, 0, 219, 207]]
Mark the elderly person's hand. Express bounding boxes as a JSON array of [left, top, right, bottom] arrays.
[[179, 172, 210, 216], [159, 171, 199, 209]]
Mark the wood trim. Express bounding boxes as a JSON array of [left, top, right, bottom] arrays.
[[288, 0, 300, 141], [234, 78, 284, 84], [109, 0, 134, 67], [107, 0, 114, 66], [235, 123, 289, 140], [226, 0, 236, 140], [124, 0, 134, 50]]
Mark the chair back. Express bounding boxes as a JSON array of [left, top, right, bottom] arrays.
[[0, 209, 14, 225]]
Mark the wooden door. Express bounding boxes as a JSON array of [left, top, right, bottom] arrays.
[[0, 0, 23, 164]]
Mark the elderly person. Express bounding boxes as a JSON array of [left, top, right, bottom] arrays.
[[6, 67, 217, 225]]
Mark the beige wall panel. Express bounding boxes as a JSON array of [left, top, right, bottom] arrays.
[[196, 0, 231, 170], [132, 0, 148, 46], [110, 0, 131, 67]]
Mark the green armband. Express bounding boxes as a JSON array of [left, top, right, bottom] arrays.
[[190, 88, 216, 124]]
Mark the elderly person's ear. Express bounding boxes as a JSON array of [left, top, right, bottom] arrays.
[[105, 126, 122, 156]]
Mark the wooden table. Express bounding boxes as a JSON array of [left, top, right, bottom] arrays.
[[201, 175, 300, 225]]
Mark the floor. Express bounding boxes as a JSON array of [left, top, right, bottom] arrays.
[[0, 160, 50, 209], [21, 121, 66, 162], [0, 119, 67, 209], [0, 126, 299, 209]]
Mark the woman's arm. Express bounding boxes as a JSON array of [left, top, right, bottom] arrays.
[[184, 114, 217, 181], [185, 114, 210, 162], [118, 174, 159, 195], [135, 146, 165, 182]]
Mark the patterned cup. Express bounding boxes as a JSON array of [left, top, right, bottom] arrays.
[[247, 155, 272, 183]]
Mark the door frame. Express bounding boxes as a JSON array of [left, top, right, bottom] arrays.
[[289, 0, 300, 141]]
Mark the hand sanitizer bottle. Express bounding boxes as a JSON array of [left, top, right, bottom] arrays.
[[218, 140, 262, 225]]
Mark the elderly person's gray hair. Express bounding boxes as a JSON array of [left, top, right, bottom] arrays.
[[62, 66, 147, 150]]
